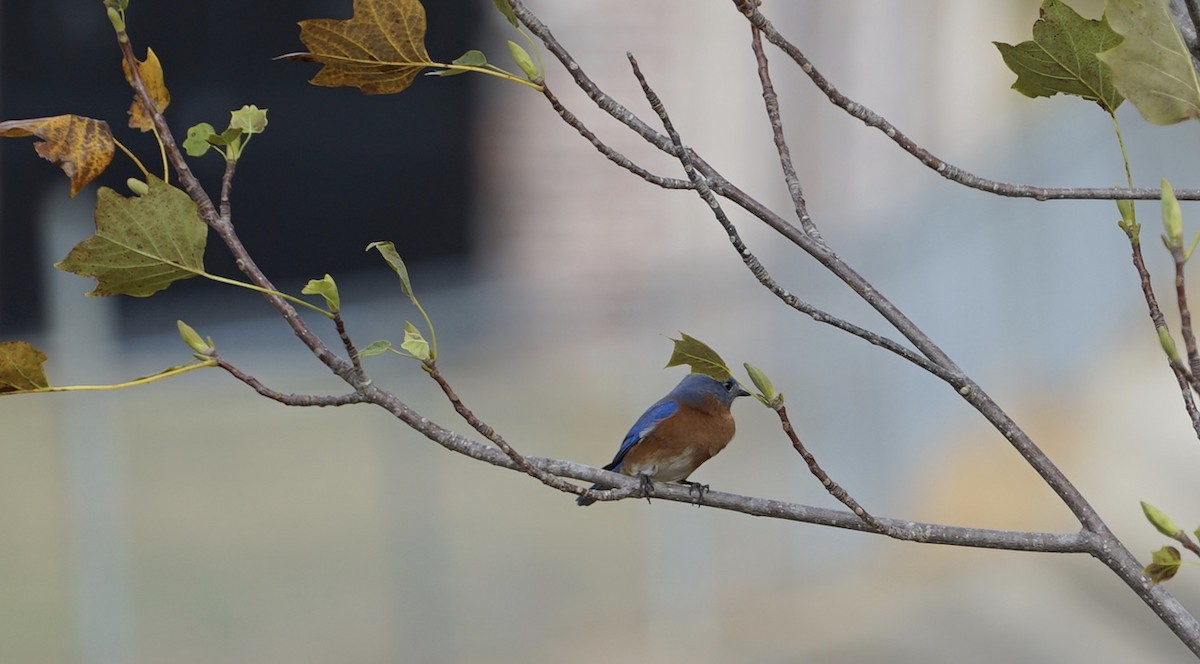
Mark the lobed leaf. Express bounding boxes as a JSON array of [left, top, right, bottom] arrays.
[[666, 333, 733, 381], [229, 105, 268, 135], [284, 0, 432, 95], [55, 176, 208, 297], [995, 0, 1124, 112], [0, 116, 114, 196]]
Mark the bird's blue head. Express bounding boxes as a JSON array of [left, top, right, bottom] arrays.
[[670, 373, 751, 408]]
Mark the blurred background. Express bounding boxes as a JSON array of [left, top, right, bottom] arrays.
[[4, 0, 1200, 661]]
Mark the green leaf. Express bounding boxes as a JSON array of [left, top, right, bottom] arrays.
[[401, 321, 431, 360], [366, 241, 415, 301], [55, 176, 207, 297], [1098, 0, 1200, 124], [183, 122, 216, 157], [994, 0, 1124, 112], [0, 341, 50, 393], [1141, 500, 1182, 537], [229, 105, 268, 135], [1144, 545, 1182, 584], [358, 340, 393, 358], [208, 127, 243, 147], [434, 50, 488, 77], [666, 333, 733, 381], [493, 0, 519, 28], [301, 273, 340, 312]]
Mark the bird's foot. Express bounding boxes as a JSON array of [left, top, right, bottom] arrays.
[[638, 474, 655, 503], [679, 480, 709, 505]]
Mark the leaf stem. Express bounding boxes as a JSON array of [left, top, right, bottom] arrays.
[[112, 137, 150, 179], [2, 359, 216, 395], [434, 62, 543, 89], [198, 270, 333, 318]]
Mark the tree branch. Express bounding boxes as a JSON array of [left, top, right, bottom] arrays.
[[422, 361, 636, 503], [213, 355, 368, 407], [730, 0, 1200, 202]]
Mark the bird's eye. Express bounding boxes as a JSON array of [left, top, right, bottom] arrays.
[[723, 379, 736, 391]]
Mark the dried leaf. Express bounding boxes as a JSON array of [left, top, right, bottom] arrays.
[[55, 176, 208, 297], [0, 116, 114, 196], [0, 341, 50, 393], [121, 47, 170, 131], [1144, 545, 1182, 584], [285, 0, 432, 94]]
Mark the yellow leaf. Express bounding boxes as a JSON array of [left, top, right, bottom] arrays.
[[0, 341, 50, 393], [121, 47, 170, 131], [286, 0, 433, 94], [0, 116, 114, 196]]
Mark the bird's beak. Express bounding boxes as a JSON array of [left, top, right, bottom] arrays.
[[736, 385, 750, 398]]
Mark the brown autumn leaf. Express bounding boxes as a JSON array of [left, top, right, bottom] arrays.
[[0, 341, 50, 393], [0, 116, 114, 197], [283, 0, 433, 94], [121, 47, 171, 131]]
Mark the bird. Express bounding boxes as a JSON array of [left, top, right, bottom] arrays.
[[577, 373, 750, 506]]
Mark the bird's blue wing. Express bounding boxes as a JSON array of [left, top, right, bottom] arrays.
[[605, 400, 679, 471]]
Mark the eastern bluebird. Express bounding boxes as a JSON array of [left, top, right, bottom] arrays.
[[577, 373, 750, 506]]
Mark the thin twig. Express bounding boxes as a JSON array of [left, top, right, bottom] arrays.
[[333, 313, 367, 382], [423, 361, 636, 503], [213, 355, 368, 407], [749, 26, 820, 239], [1172, 252, 1200, 391], [1126, 232, 1200, 436], [631, 51, 898, 538], [115, 31, 360, 389], [729, 0, 1200, 202], [776, 404, 895, 535], [219, 159, 235, 222], [541, 83, 693, 190]]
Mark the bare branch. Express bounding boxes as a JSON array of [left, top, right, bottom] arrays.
[[730, 0, 1200, 202], [213, 355, 368, 407], [749, 26, 820, 239], [423, 361, 636, 503], [541, 83, 693, 189], [1124, 231, 1200, 435]]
